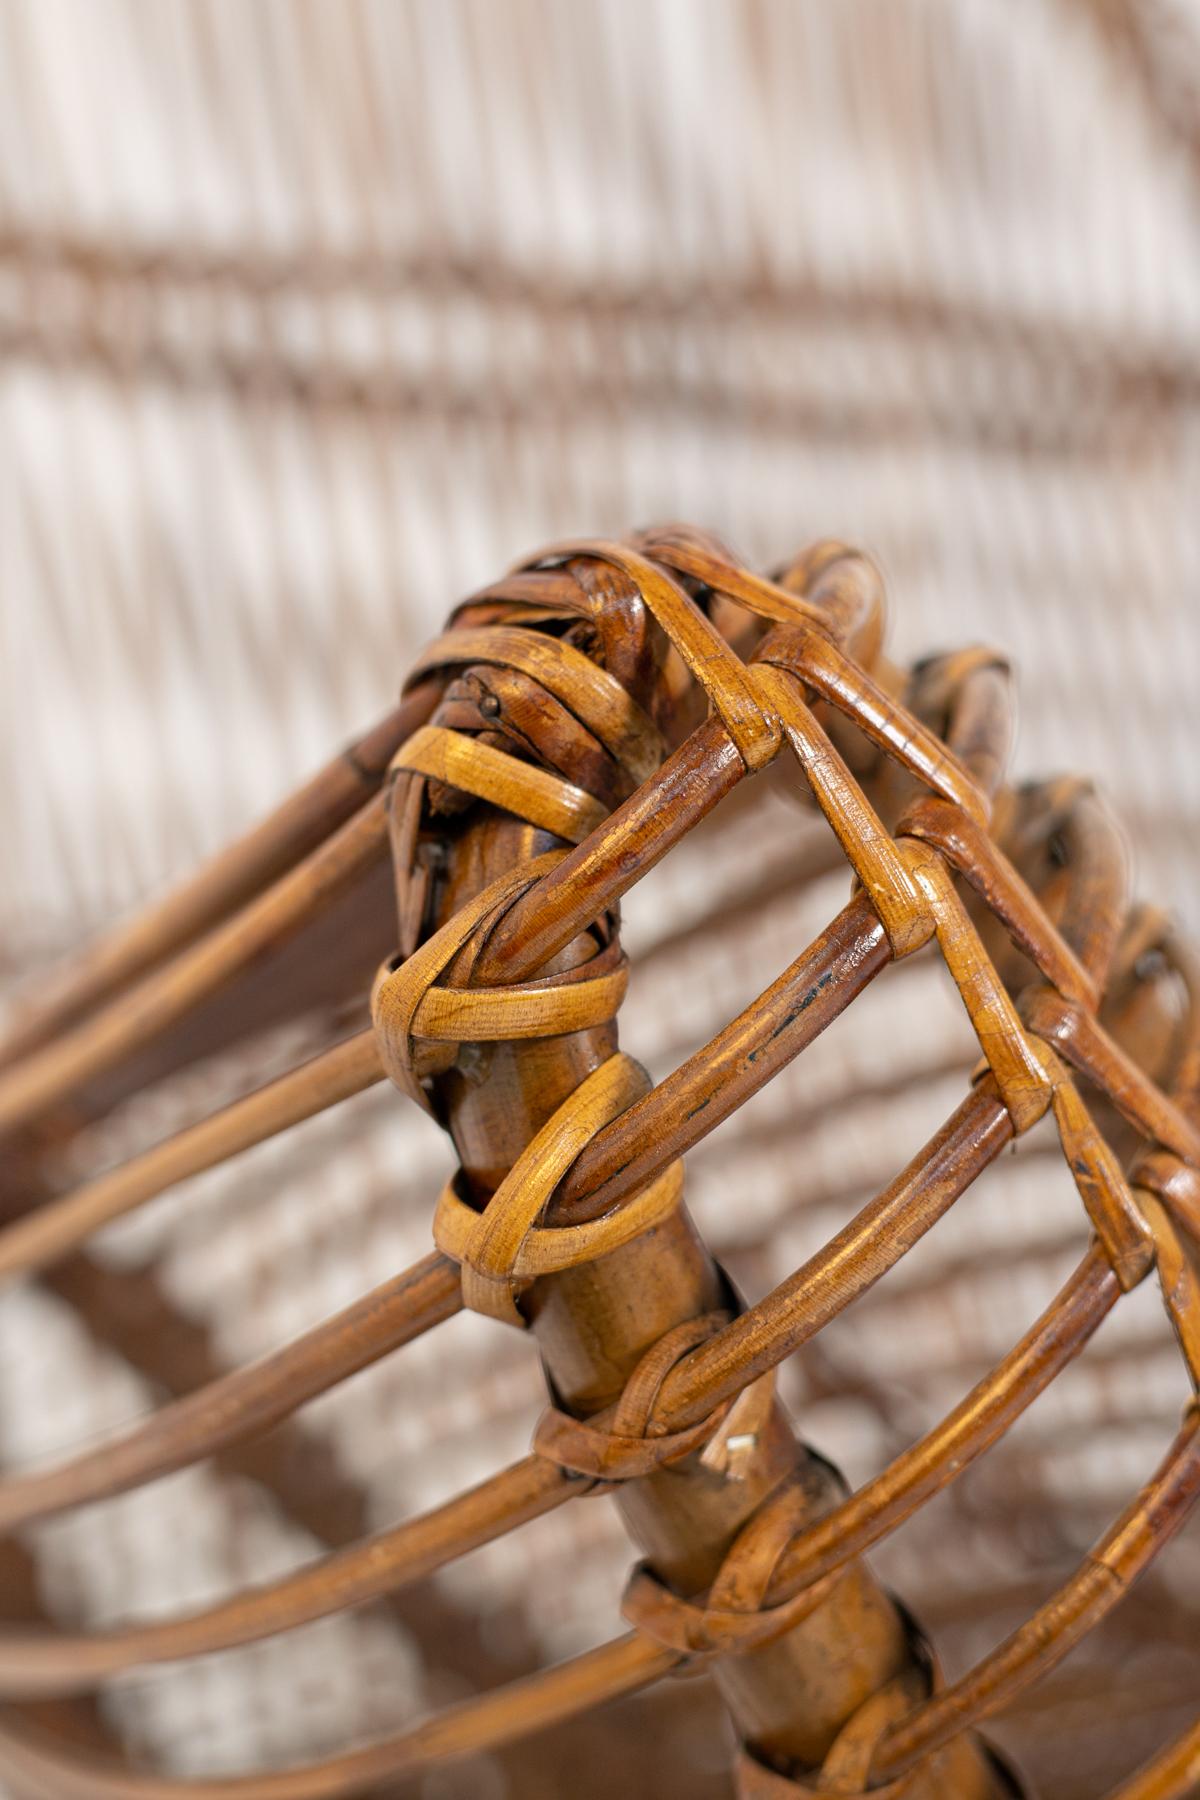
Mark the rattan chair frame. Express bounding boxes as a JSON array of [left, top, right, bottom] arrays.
[[0, 528, 1196, 1798]]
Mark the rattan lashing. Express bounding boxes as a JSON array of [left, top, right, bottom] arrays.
[[0, 529, 1196, 1797]]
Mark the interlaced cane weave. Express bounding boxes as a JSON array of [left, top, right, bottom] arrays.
[[0, 526, 1198, 1798]]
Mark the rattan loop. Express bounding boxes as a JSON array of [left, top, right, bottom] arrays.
[[532, 1309, 737, 1482], [733, 1690, 930, 1797], [520, 537, 785, 771], [393, 723, 609, 843], [1030, 1039, 1156, 1290], [749, 662, 931, 960], [621, 1478, 843, 1661], [437, 1053, 653, 1327], [403, 625, 667, 786], [1135, 1148, 1200, 1241], [435, 1157, 684, 1286], [900, 838, 1053, 1135], [370, 851, 567, 1110]]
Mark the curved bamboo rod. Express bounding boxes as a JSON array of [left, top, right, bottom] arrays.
[[1104, 1717, 1200, 1800], [9, 843, 1180, 1298], [558, 892, 889, 1222], [0, 793, 390, 1140], [655, 1082, 1013, 1423], [0, 1031, 384, 1286], [0, 712, 741, 1144], [0, 891, 888, 1525], [0, 1456, 575, 1694], [0, 1252, 459, 1530], [0, 1244, 1112, 1695], [761, 1245, 1119, 1609], [871, 1407, 1200, 1783], [0, 1633, 674, 1799], [0, 696, 433, 1078], [0, 889, 885, 1289], [0, 1017, 994, 1533]]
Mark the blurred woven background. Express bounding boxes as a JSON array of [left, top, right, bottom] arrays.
[[0, 3, 1198, 1796]]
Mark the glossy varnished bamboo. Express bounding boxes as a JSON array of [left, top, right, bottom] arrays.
[[0, 526, 1197, 1799], [392, 636, 1008, 1791], [0, 695, 433, 1079]]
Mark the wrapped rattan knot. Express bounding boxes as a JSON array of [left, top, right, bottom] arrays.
[[532, 1310, 739, 1484], [392, 723, 610, 843], [1023, 1037, 1155, 1290], [748, 660, 932, 958], [733, 1611, 1008, 1800], [1141, 1202, 1200, 1387], [1135, 1146, 1200, 1241], [371, 849, 628, 1112], [431, 1053, 674, 1327], [1018, 983, 1093, 1062], [734, 1677, 955, 1798], [621, 1476, 844, 1665], [897, 837, 1055, 1134], [735, 1684, 928, 1798], [403, 621, 667, 789], [521, 536, 786, 771]]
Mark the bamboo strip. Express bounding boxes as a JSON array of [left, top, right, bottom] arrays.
[[0, 1246, 1111, 1697], [0, 1456, 575, 1694], [0, 1032, 383, 1284], [0, 1253, 459, 1530], [872, 1410, 1200, 1782], [0, 1633, 674, 1799], [656, 1083, 1013, 1425], [1104, 1718, 1200, 1800], [0, 797, 391, 1138], [0, 696, 433, 1076]]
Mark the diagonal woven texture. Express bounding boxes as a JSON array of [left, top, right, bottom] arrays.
[[0, 527, 1197, 1797]]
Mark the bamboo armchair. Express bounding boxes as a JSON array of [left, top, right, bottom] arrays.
[[0, 527, 1197, 1797]]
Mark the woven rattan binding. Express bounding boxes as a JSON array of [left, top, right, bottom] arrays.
[[0, 527, 1197, 1798]]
